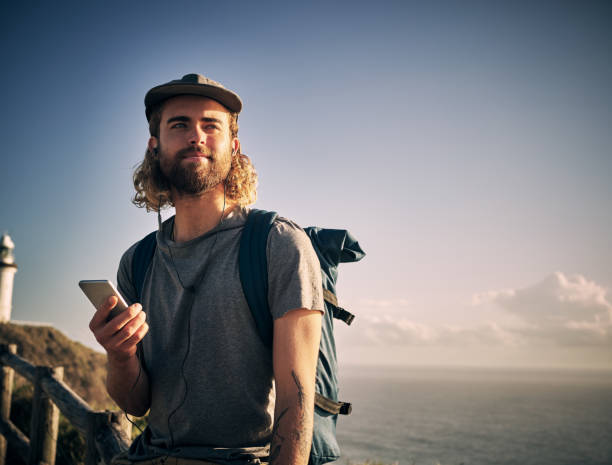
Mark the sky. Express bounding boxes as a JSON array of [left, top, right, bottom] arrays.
[[1, 0, 611, 370]]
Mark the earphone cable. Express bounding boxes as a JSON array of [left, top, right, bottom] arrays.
[[165, 185, 228, 449]]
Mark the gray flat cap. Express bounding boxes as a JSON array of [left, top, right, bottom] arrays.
[[145, 73, 242, 120]]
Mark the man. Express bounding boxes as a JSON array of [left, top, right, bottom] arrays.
[[89, 74, 324, 465]]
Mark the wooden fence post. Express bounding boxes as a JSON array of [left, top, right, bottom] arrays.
[[111, 411, 132, 442], [85, 411, 106, 465], [86, 410, 132, 465], [0, 344, 17, 465], [28, 365, 63, 465], [86, 410, 123, 465]]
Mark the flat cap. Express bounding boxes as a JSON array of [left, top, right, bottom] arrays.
[[145, 73, 242, 120]]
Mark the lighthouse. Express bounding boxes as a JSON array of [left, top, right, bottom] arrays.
[[0, 234, 17, 322]]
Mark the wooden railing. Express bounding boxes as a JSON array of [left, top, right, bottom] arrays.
[[0, 344, 131, 465]]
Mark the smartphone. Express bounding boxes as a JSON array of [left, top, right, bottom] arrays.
[[79, 279, 129, 320]]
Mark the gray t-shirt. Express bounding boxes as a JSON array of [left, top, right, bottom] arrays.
[[116, 207, 323, 463]]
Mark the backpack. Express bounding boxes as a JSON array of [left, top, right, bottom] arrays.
[[131, 209, 365, 465]]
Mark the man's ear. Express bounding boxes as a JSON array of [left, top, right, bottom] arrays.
[[148, 137, 159, 153], [232, 138, 240, 156]]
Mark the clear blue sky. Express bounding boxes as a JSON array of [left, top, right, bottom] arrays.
[[1, 0, 611, 369]]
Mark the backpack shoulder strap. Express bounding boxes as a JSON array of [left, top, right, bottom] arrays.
[[132, 230, 157, 302], [239, 208, 278, 349]]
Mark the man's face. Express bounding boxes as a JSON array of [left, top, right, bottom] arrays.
[[152, 95, 237, 196]]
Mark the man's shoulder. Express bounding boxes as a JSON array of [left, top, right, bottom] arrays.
[[262, 212, 324, 318], [266, 214, 312, 251], [270, 214, 305, 234], [263, 214, 321, 276], [119, 235, 150, 269], [243, 208, 310, 250], [116, 242, 140, 305], [116, 232, 156, 297]]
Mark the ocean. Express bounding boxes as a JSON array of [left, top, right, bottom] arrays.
[[335, 366, 612, 465]]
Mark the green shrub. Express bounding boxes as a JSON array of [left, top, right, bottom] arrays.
[[7, 383, 86, 465]]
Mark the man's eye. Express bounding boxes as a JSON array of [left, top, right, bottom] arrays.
[[205, 124, 219, 130], [171, 123, 187, 129]]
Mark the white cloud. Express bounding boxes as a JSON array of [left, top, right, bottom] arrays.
[[358, 298, 412, 308], [359, 315, 437, 345], [471, 289, 515, 306], [473, 272, 612, 346], [344, 315, 520, 347], [342, 272, 612, 349]]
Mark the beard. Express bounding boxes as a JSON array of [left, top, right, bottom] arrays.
[[158, 144, 232, 196]]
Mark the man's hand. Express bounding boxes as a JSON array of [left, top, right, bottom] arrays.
[[270, 308, 322, 465], [89, 296, 149, 362], [88, 296, 151, 416]]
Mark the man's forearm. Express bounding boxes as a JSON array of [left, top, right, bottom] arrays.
[[270, 370, 314, 465], [106, 354, 151, 416]]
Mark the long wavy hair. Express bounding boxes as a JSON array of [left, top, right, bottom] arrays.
[[132, 102, 258, 212]]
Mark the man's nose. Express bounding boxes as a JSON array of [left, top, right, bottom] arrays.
[[188, 126, 206, 145]]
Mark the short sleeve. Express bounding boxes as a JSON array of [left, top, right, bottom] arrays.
[[266, 217, 324, 320], [116, 242, 139, 306], [116, 241, 149, 372]]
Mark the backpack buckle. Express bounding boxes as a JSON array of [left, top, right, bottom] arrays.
[[339, 402, 352, 415]]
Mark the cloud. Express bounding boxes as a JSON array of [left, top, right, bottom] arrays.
[[344, 272, 612, 349], [473, 272, 612, 346], [345, 315, 520, 347], [359, 315, 437, 345], [358, 298, 412, 308], [471, 289, 515, 306]]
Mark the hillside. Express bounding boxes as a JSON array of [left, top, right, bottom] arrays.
[[0, 322, 114, 409]]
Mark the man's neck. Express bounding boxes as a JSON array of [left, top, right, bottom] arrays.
[[171, 184, 237, 243]]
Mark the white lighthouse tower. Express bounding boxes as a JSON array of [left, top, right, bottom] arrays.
[[0, 234, 17, 322]]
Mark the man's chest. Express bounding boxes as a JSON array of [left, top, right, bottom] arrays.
[[140, 245, 263, 373]]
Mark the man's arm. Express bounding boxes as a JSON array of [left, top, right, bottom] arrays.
[[270, 308, 322, 465], [89, 296, 151, 416]]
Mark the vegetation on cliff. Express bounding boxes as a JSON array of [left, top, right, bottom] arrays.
[[0, 322, 112, 409], [0, 323, 114, 464]]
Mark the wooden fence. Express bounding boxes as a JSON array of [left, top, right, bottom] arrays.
[[0, 343, 131, 465]]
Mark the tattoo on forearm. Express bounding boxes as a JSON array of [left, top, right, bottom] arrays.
[[270, 407, 288, 462], [270, 372, 312, 464], [292, 371, 311, 458], [292, 370, 305, 409], [272, 407, 288, 441], [270, 443, 281, 462]]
